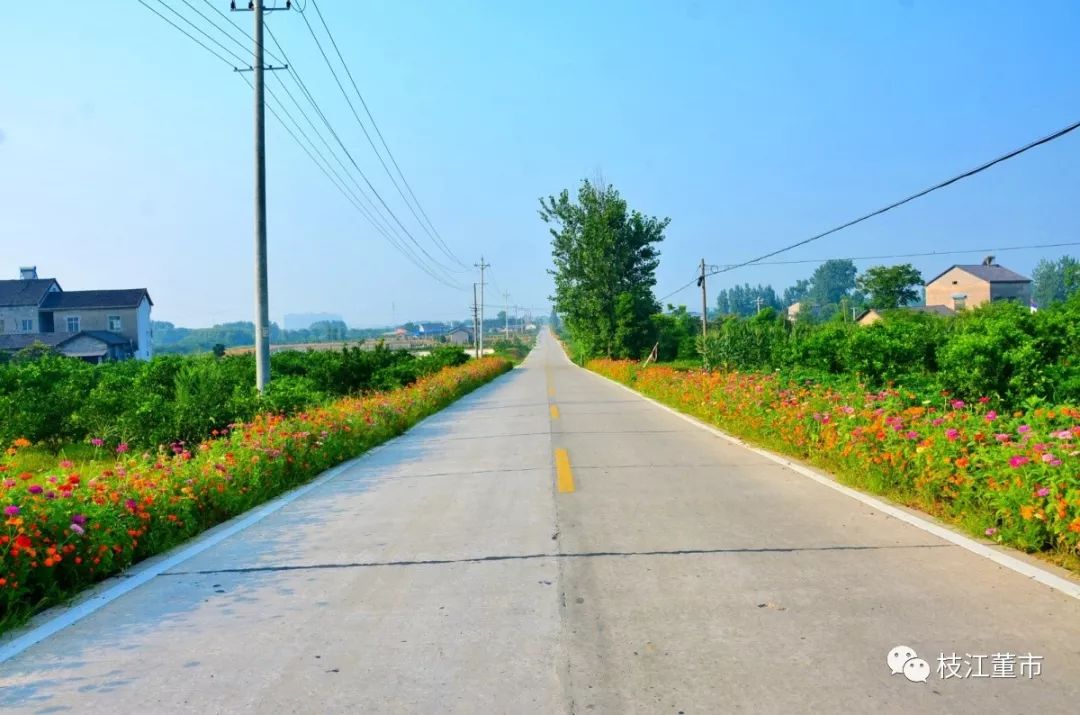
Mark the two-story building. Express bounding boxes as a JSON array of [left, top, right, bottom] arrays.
[[0, 267, 153, 362]]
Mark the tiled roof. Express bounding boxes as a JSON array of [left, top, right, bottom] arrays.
[[40, 289, 152, 310], [0, 333, 67, 351], [0, 279, 60, 307], [927, 264, 1030, 285]]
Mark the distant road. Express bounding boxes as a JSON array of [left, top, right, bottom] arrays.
[[2, 330, 1078, 712]]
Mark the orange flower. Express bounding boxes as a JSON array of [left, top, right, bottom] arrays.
[[1020, 505, 1035, 520]]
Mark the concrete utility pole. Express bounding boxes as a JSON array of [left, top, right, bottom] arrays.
[[754, 296, 765, 314], [698, 258, 708, 341], [234, 0, 288, 392], [475, 256, 490, 355], [503, 290, 511, 338], [472, 283, 480, 359]]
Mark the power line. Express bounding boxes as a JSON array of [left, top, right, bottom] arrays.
[[306, 0, 465, 268], [154, 0, 251, 68], [198, 0, 286, 65], [658, 118, 1080, 301], [295, 2, 465, 274], [137, 0, 238, 68], [262, 24, 466, 284], [717, 118, 1080, 275], [139, 0, 466, 290], [659, 240, 1080, 303]]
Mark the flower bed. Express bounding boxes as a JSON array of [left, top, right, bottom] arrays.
[[0, 358, 511, 633], [588, 360, 1080, 562]]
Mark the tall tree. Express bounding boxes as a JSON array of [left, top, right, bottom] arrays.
[[714, 283, 781, 316], [782, 279, 811, 307], [807, 259, 857, 307], [542, 180, 667, 358], [1032, 255, 1080, 306], [855, 264, 924, 309]]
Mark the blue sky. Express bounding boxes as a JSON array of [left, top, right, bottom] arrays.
[[2, 1, 1078, 327]]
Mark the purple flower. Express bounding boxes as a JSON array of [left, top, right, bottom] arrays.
[[28, 484, 43, 494], [71, 513, 87, 525], [3, 505, 19, 517], [124, 498, 138, 510], [70, 522, 85, 535], [1035, 487, 1050, 498], [44, 490, 57, 500]]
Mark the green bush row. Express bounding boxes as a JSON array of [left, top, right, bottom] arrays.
[[0, 344, 469, 449], [692, 296, 1080, 407]]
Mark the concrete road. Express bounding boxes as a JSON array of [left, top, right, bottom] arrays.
[[2, 330, 1079, 713]]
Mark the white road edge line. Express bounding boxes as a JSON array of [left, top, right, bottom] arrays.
[[585, 365, 1080, 601], [0, 374, 515, 664]]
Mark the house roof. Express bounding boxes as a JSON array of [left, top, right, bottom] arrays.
[[0, 278, 60, 307], [856, 304, 957, 323], [926, 264, 1030, 285], [40, 288, 152, 311], [0, 333, 67, 352], [57, 330, 133, 347]]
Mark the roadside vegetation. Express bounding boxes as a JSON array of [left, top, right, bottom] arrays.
[[0, 344, 472, 452], [0, 357, 511, 633]]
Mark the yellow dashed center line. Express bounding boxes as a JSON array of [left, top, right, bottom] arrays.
[[550, 404, 560, 420], [554, 448, 575, 493]]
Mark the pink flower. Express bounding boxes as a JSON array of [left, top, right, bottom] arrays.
[[59, 460, 73, 469], [28, 484, 43, 494], [124, 498, 138, 510], [1035, 487, 1050, 497], [994, 433, 1010, 442], [946, 428, 960, 441], [979, 397, 991, 404], [951, 400, 965, 409], [985, 527, 998, 536], [116, 443, 130, 454], [1017, 425, 1031, 434], [90, 438, 104, 447], [905, 430, 920, 440], [3, 505, 19, 516], [1051, 430, 1073, 440], [1041, 453, 1055, 464], [1009, 455, 1029, 468], [70, 522, 85, 535], [931, 418, 944, 426], [985, 410, 997, 422]]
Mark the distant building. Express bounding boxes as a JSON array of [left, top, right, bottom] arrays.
[[446, 326, 473, 345], [0, 267, 153, 362], [924, 257, 1031, 312], [856, 305, 956, 326]]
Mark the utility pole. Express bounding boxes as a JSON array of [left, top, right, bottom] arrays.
[[697, 258, 708, 340], [475, 256, 490, 355], [503, 290, 511, 338], [471, 283, 479, 358], [234, 0, 288, 392], [754, 296, 765, 314]]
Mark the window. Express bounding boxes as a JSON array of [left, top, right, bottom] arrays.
[[0, 319, 4, 334], [66, 316, 80, 333], [21, 319, 33, 332], [108, 315, 122, 332]]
